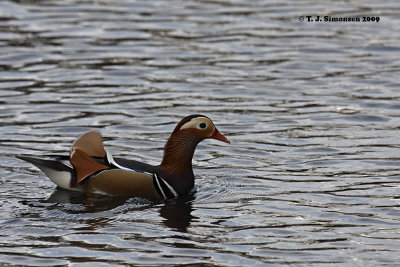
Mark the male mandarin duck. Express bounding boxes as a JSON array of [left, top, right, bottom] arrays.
[[17, 115, 230, 200]]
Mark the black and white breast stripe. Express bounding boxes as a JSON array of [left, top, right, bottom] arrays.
[[152, 173, 178, 199]]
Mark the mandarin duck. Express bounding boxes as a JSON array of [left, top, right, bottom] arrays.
[[17, 115, 230, 200]]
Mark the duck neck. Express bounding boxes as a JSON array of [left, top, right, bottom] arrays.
[[160, 132, 199, 174]]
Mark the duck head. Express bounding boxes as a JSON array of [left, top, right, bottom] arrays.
[[160, 115, 230, 192], [172, 114, 230, 144]]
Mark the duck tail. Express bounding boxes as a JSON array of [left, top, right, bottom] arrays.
[[16, 155, 76, 190]]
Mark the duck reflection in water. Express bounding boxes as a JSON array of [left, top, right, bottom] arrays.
[[43, 188, 196, 232], [160, 193, 196, 233]]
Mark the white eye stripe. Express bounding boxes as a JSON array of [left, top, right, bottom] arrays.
[[180, 117, 209, 130]]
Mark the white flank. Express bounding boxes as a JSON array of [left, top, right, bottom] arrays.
[[40, 167, 80, 191]]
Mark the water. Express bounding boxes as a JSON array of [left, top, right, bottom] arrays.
[[1, 0, 400, 265]]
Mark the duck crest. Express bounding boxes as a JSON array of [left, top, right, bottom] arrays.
[[172, 114, 210, 133]]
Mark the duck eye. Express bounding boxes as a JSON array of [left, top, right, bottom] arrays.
[[198, 122, 207, 129]]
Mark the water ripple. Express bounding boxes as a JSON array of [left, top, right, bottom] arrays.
[[1, 0, 400, 266]]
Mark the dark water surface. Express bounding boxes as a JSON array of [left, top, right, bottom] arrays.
[[1, 0, 400, 266]]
